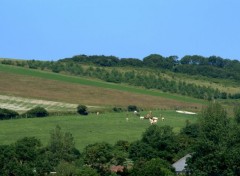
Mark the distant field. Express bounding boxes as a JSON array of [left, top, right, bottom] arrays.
[[0, 110, 198, 150], [0, 95, 77, 112], [0, 64, 203, 109]]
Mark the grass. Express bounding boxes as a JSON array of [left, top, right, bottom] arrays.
[[0, 64, 204, 104], [0, 110, 198, 151]]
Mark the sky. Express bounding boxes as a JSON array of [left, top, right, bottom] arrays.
[[0, 0, 240, 61]]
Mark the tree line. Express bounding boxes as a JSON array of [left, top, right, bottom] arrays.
[[1, 103, 240, 175], [58, 54, 240, 81]]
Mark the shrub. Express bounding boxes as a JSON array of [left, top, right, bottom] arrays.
[[127, 105, 138, 112], [77, 105, 88, 115], [24, 107, 49, 118], [0, 108, 19, 120], [113, 106, 123, 112]]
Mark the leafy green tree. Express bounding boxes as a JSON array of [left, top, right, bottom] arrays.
[[128, 141, 158, 161], [23, 106, 49, 118], [180, 120, 200, 139], [77, 105, 88, 115], [234, 105, 240, 124], [0, 137, 41, 176], [130, 158, 175, 176], [83, 142, 113, 174], [0, 108, 19, 120], [141, 125, 178, 162], [47, 125, 80, 166], [187, 103, 232, 175], [127, 105, 138, 112], [56, 161, 79, 176], [76, 166, 100, 176]]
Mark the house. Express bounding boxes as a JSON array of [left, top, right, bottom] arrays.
[[172, 154, 191, 175]]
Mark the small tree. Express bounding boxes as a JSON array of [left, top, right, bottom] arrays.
[[77, 105, 88, 115], [0, 108, 19, 120], [234, 106, 240, 124], [127, 105, 138, 112], [24, 107, 49, 118]]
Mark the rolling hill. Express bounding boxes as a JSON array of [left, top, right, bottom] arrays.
[[0, 63, 203, 112]]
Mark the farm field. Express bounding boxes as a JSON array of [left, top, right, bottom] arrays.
[[0, 110, 198, 151], [0, 64, 204, 111]]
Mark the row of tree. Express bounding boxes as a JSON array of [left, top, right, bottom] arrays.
[[0, 107, 49, 120], [1, 103, 240, 175], [58, 54, 240, 81]]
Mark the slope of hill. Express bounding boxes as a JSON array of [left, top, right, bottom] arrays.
[[0, 64, 203, 111]]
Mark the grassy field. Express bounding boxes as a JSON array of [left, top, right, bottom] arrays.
[[0, 64, 204, 110], [0, 110, 198, 151]]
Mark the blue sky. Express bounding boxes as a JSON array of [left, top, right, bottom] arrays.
[[0, 0, 239, 61]]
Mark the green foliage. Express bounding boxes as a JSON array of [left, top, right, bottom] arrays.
[[23, 106, 49, 118], [48, 125, 80, 164], [0, 137, 41, 176], [180, 120, 200, 138], [114, 140, 130, 152], [127, 105, 138, 112], [83, 142, 113, 167], [141, 125, 178, 162], [129, 141, 159, 161], [76, 166, 100, 176], [0, 108, 19, 120], [234, 105, 240, 123], [186, 103, 238, 175], [77, 105, 88, 115], [56, 161, 80, 176], [130, 158, 175, 176], [112, 106, 124, 112]]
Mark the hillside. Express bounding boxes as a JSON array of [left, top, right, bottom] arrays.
[[0, 63, 205, 111], [1, 55, 240, 112]]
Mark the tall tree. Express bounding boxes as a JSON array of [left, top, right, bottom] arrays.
[[187, 103, 232, 175]]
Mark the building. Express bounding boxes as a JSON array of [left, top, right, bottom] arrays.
[[172, 154, 191, 175]]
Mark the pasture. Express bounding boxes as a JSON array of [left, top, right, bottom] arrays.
[[0, 64, 204, 107], [0, 110, 198, 151]]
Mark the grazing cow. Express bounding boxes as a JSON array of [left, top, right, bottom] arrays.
[[140, 116, 144, 120], [149, 118, 158, 125], [144, 111, 153, 119]]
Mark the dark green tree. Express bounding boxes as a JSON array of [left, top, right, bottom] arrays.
[[0, 108, 19, 120], [130, 158, 175, 176], [187, 103, 232, 175], [47, 125, 80, 167], [83, 142, 113, 174], [23, 106, 49, 118], [77, 105, 88, 115], [141, 125, 178, 162], [234, 105, 240, 124]]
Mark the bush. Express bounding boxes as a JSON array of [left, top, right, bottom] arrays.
[[0, 108, 19, 120], [77, 105, 88, 115], [127, 105, 138, 112], [113, 106, 123, 112], [24, 107, 49, 118]]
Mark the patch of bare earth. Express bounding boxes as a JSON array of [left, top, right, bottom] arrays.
[[0, 72, 201, 109]]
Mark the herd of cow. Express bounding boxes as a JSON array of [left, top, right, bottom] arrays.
[[134, 110, 164, 125]]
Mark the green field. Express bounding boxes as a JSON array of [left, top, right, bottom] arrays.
[[0, 110, 198, 151], [0, 64, 204, 104]]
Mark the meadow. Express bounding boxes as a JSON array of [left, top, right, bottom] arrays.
[[0, 64, 204, 105], [0, 110, 198, 151]]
